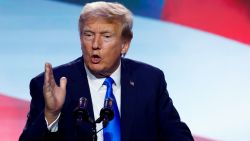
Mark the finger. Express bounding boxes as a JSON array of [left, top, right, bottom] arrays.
[[44, 63, 51, 86], [48, 63, 56, 87], [60, 77, 67, 90]]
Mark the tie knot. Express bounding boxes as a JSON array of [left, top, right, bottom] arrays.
[[103, 77, 114, 87]]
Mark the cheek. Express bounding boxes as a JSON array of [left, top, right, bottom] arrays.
[[105, 47, 122, 61], [80, 45, 84, 53], [81, 46, 87, 56], [80, 40, 85, 51], [112, 44, 123, 55], [81, 43, 91, 55]]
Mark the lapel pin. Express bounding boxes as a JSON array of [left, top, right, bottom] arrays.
[[129, 80, 135, 86]]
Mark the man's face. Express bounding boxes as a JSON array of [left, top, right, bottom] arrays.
[[80, 18, 130, 78]]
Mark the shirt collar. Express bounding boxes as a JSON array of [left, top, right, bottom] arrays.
[[84, 62, 121, 89]]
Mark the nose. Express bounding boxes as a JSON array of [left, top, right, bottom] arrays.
[[92, 35, 100, 50]]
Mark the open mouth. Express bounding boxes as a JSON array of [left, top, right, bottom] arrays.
[[91, 54, 101, 64]]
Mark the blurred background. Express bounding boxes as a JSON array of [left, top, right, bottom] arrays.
[[0, 0, 249, 140]]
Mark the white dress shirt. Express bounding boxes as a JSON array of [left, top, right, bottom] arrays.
[[45, 63, 121, 141], [86, 63, 121, 141]]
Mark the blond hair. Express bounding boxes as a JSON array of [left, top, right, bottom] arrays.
[[79, 1, 133, 40]]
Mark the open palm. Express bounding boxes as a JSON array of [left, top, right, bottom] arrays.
[[43, 63, 67, 124]]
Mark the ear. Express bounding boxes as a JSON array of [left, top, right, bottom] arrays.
[[121, 40, 131, 55]]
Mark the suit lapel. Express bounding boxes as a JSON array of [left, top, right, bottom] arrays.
[[65, 57, 95, 120], [120, 58, 138, 141]]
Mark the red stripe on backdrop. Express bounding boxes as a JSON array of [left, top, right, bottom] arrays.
[[161, 0, 250, 45], [0, 94, 29, 141], [194, 136, 216, 141]]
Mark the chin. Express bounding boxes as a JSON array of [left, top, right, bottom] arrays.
[[87, 65, 105, 75], [89, 64, 103, 71]]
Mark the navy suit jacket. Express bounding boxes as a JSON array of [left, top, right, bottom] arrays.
[[19, 57, 193, 141]]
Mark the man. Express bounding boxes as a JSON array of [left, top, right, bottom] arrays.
[[19, 1, 193, 141]]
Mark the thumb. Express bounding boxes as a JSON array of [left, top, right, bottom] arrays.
[[60, 77, 67, 90]]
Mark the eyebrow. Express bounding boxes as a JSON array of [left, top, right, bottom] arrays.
[[100, 31, 113, 34], [83, 29, 94, 33], [83, 29, 113, 35]]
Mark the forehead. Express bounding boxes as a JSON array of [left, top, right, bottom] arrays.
[[83, 18, 122, 33]]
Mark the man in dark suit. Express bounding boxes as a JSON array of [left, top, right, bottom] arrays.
[[20, 1, 194, 141]]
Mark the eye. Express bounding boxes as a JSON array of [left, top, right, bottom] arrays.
[[104, 35, 111, 38], [83, 32, 94, 40], [102, 33, 113, 41]]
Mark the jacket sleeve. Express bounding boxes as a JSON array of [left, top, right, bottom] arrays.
[[157, 71, 194, 141], [19, 77, 60, 141]]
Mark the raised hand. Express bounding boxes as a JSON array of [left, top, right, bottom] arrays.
[[43, 63, 67, 124]]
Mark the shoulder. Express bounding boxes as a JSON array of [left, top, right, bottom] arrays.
[[122, 58, 165, 77], [121, 58, 166, 88], [31, 57, 83, 85]]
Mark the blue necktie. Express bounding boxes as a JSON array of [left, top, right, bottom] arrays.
[[103, 77, 121, 141]]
